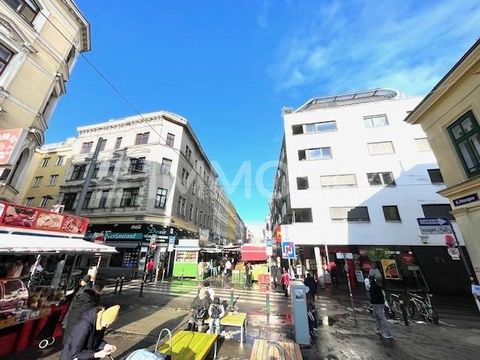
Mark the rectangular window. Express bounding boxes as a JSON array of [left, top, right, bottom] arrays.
[[292, 120, 337, 135], [293, 208, 313, 223], [5, 0, 40, 24], [154, 187, 168, 208], [62, 193, 77, 211], [298, 147, 332, 160], [40, 196, 51, 208], [330, 206, 370, 222], [98, 139, 107, 151], [422, 204, 454, 221], [48, 174, 58, 186], [447, 111, 480, 177], [41, 158, 50, 167], [0, 43, 13, 76], [82, 191, 92, 209], [415, 138, 431, 152], [25, 197, 34, 206], [166, 133, 175, 147], [320, 174, 357, 187], [383, 205, 401, 221], [189, 204, 194, 221], [80, 141, 94, 154], [427, 169, 444, 184], [55, 156, 65, 166], [181, 168, 189, 185], [367, 172, 396, 186], [129, 157, 146, 173], [363, 114, 388, 128], [114, 137, 122, 149], [296, 177, 309, 190], [120, 187, 139, 207], [135, 132, 150, 145], [160, 158, 172, 175], [99, 190, 109, 208], [195, 207, 199, 223], [185, 145, 192, 161], [367, 141, 395, 155], [71, 165, 87, 180], [108, 160, 116, 176], [32, 176, 42, 188]]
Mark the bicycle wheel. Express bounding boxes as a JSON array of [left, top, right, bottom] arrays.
[[407, 301, 415, 319], [425, 307, 439, 325]]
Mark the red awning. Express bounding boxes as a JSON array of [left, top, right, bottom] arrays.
[[241, 244, 267, 262]]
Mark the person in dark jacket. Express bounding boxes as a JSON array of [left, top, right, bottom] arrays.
[[369, 275, 393, 340], [61, 305, 120, 360], [63, 283, 102, 344], [304, 273, 317, 300], [187, 287, 212, 331]]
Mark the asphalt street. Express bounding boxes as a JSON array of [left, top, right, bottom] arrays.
[[5, 279, 480, 360]]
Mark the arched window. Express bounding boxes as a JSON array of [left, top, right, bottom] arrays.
[[7, 148, 30, 190], [5, 0, 40, 24]]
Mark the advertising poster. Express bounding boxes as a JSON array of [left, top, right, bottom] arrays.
[[381, 259, 401, 280]]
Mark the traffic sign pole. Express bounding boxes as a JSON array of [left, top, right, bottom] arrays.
[[447, 220, 480, 313]]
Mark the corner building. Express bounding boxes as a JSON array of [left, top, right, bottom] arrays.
[[270, 89, 473, 296]]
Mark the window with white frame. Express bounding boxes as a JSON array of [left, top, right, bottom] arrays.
[[48, 174, 58, 186], [32, 176, 42, 187], [25, 197, 34, 206], [415, 138, 431, 152], [160, 158, 172, 175], [55, 156, 65, 166], [40, 196, 52, 208], [40, 157, 50, 167], [320, 174, 357, 187], [367, 172, 396, 186], [367, 141, 395, 155], [114, 137, 122, 149], [80, 142, 94, 154], [363, 114, 388, 128], [292, 120, 337, 135], [154, 187, 168, 208], [5, 0, 40, 24], [166, 133, 175, 147], [330, 206, 370, 222], [99, 190, 109, 208], [0, 43, 14, 77], [120, 187, 139, 207], [135, 132, 150, 145], [98, 139, 107, 151], [298, 147, 332, 160]]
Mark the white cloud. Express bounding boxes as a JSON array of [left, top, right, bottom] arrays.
[[268, 0, 480, 96]]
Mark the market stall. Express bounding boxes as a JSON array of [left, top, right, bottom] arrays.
[[240, 244, 269, 283], [0, 201, 116, 356], [172, 239, 200, 278]]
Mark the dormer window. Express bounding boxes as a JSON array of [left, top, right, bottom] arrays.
[[5, 0, 40, 24]]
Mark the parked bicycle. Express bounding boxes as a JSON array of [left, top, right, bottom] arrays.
[[387, 292, 409, 325], [407, 292, 439, 325]]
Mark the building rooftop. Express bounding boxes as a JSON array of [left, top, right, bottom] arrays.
[[294, 88, 398, 112]]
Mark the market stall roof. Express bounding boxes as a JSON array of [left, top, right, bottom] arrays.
[[0, 234, 117, 254], [241, 244, 267, 261], [222, 245, 241, 252]]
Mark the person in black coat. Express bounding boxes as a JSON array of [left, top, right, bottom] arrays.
[[61, 305, 119, 360], [304, 273, 317, 300], [63, 284, 102, 345]]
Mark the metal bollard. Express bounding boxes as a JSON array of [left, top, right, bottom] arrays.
[[266, 292, 271, 323], [119, 276, 125, 295], [139, 274, 145, 297], [230, 288, 234, 310], [113, 277, 120, 294]]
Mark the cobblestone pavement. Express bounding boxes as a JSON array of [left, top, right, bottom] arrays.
[[4, 279, 480, 359]]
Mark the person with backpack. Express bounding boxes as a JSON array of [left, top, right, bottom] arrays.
[[187, 287, 212, 331], [208, 296, 225, 334]]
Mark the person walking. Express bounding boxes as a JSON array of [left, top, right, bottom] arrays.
[[147, 258, 155, 282], [270, 263, 278, 288], [369, 275, 393, 340], [62, 283, 102, 345], [280, 268, 291, 297], [304, 273, 317, 300], [369, 262, 383, 286], [225, 258, 232, 279], [61, 305, 120, 360], [245, 262, 253, 287]]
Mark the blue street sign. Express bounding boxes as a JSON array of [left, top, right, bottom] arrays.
[[281, 241, 296, 259], [417, 218, 452, 235], [266, 238, 272, 247]]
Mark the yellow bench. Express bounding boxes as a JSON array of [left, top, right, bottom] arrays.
[[207, 312, 248, 343], [157, 330, 218, 360], [250, 339, 303, 360]]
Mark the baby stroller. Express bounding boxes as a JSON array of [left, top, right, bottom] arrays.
[[125, 328, 172, 360], [187, 306, 208, 332]]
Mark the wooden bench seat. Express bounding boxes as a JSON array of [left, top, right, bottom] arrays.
[[250, 339, 303, 360]]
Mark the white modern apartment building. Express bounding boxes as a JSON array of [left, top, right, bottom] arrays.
[[270, 89, 472, 296], [56, 111, 245, 270]]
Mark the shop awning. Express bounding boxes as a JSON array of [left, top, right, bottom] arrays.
[[0, 234, 117, 254], [241, 244, 267, 262]]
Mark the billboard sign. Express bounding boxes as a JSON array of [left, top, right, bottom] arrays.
[[0, 128, 26, 166]]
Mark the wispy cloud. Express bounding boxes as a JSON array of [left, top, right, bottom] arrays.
[[268, 0, 480, 96]]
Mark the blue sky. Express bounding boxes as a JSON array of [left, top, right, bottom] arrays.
[[48, 0, 480, 224]]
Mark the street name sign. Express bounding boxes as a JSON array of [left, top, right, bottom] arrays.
[[417, 218, 453, 235], [281, 241, 296, 259], [266, 238, 273, 256]]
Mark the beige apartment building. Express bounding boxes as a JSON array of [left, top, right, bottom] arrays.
[[0, 0, 90, 201], [18, 138, 73, 208], [406, 39, 480, 283]]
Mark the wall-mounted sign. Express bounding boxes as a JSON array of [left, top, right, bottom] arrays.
[[0, 128, 26, 166], [453, 193, 479, 207], [417, 217, 452, 235]]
